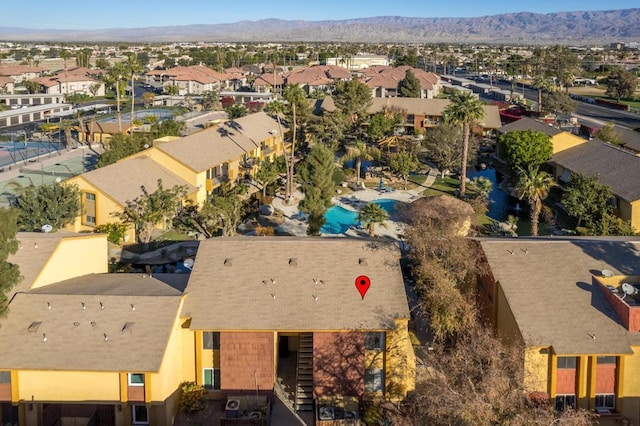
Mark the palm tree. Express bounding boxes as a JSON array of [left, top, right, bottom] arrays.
[[125, 55, 143, 125], [340, 140, 381, 186], [57, 119, 75, 150], [444, 92, 485, 197], [282, 84, 307, 204], [358, 203, 388, 237], [533, 76, 555, 114], [106, 63, 126, 133], [470, 176, 493, 199], [515, 166, 556, 237]]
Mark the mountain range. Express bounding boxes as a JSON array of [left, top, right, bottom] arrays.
[[1, 9, 639, 44]]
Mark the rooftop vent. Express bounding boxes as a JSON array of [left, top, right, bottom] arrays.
[[27, 321, 42, 333], [359, 258, 368, 266], [122, 322, 135, 333], [224, 258, 233, 267], [289, 258, 298, 266]]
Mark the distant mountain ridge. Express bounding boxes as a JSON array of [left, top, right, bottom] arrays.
[[1, 9, 639, 43]]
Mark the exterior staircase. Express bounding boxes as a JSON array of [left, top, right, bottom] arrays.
[[295, 333, 314, 411]]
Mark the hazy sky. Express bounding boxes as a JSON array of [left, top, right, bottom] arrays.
[[2, 1, 637, 30]]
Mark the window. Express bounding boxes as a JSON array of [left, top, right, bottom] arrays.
[[0, 371, 10, 383], [595, 394, 615, 409], [132, 405, 149, 424], [365, 369, 384, 393], [555, 394, 576, 411], [365, 332, 385, 351], [128, 373, 145, 386], [556, 357, 576, 369], [203, 368, 221, 390], [597, 356, 617, 365], [202, 332, 220, 350], [83, 192, 96, 226]]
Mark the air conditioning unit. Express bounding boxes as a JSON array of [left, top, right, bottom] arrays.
[[225, 399, 240, 418], [595, 408, 611, 415]]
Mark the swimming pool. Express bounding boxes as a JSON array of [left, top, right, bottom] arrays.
[[99, 108, 175, 123], [321, 199, 398, 235]]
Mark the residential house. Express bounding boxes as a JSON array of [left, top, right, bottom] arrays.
[[367, 97, 502, 135], [0, 235, 415, 425], [551, 140, 640, 231], [252, 73, 285, 94], [0, 65, 45, 85], [65, 112, 285, 240], [360, 66, 441, 99], [323, 54, 390, 70], [145, 65, 231, 95], [577, 118, 640, 154], [83, 121, 136, 145], [0, 77, 14, 94], [478, 237, 640, 423], [31, 67, 105, 96], [0, 232, 193, 426], [284, 65, 352, 95], [183, 238, 416, 411]]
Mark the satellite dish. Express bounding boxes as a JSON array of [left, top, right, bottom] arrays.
[[601, 269, 614, 278], [41, 224, 53, 233], [183, 258, 194, 269], [621, 283, 637, 299]]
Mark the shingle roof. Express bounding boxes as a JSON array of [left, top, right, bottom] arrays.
[[497, 116, 563, 136], [552, 140, 640, 202], [29, 273, 188, 296], [0, 292, 182, 371], [479, 237, 640, 355], [182, 237, 410, 331], [80, 155, 196, 205], [230, 111, 283, 144]]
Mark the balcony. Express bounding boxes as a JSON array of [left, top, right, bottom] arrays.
[[206, 176, 228, 192]]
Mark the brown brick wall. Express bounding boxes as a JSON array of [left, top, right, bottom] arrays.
[[0, 384, 10, 401], [313, 332, 365, 398], [555, 369, 576, 394], [220, 332, 274, 392], [596, 364, 616, 394]]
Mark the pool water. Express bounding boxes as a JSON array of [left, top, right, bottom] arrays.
[[99, 108, 175, 123], [321, 199, 398, 235], [467, 167, 513, 221]]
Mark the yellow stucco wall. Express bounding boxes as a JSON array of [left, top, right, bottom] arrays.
[[524, 346, 550, 393], [620, 199, 640, 232], [384, 319, 416, 399], [31, 234, 108, 290], [17, 370, 121, 401], [552, 132, 587, 154], [64, 176, 127, 234], [150, 300, 194, 402]]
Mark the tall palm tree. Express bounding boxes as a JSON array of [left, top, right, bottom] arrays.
[[444, 92, 485, 197], [340, 140, 381, 186], [106, 63, 126, 132], [125, 55, 143, 125], [515, 166, 556, 237], [533, 76, 555, 114], [358, 203, 388, 237], [282, 84, 307, 204], [58, 119, 75, 150]]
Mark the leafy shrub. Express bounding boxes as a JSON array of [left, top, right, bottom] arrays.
[[178, 381, 208, 414], [332, 169, 346, 186], [95, 223, 128, 244]]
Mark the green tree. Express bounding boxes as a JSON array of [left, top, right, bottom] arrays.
[[298, 144, 335, 235], [533, 76, 555, 113], [0, 208, 20, 316], [255, 159, 280, 198], [367, 114, 395, 140], [398, 69, 422, 98], [561, 173, 613, 228], [75, 48, 92, 68], [307, 110, 350, 152], [164, 84, 179, 96], [340, 140, 381, 186], [444, 92, 485, 196], [515, 166, 556, 237], [13, 183, 81, 231], [332, 79, 372, 128], [124, 54, 143, 123], [201, 90, 219, 111], [151, 119, 186, 138], [105, 62, 127, 132], [605, 69, 637, 101], [115, 179, 187, 244], [542, 91, 576, 115], [588, 212, 636, 236], [469, 176, 493, 199], [422, 124, 467, 178], [225, 104, 247, 119], [596, 123, 622, 145], [389, 150, 419, 190], [357, 203, 388, 237], [97, 133, 150, 167], [498, 130, 553, 172], [142, 92, 156, 108], [22, 80, 41, 94], [95, 58, 110, 70]]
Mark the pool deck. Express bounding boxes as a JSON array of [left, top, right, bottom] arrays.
[[271, 186, 423, 239]]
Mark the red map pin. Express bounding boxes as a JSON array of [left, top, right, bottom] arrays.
[[355, 275, 371, 299]]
